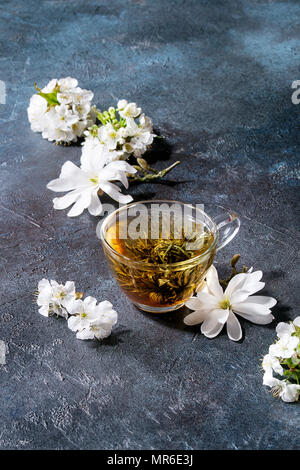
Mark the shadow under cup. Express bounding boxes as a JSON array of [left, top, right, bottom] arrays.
[[100, 201, 240, 313]]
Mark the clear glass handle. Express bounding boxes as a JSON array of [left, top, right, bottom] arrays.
[[214, 209, 240, 251]]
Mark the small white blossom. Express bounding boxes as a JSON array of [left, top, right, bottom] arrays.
[[67, 297, 118, 340], [276, 321, 295, 338], [184, 265, 276, 341], [98, 123, 124, 150], [262, 316, 300, 403], [41, 78, 58, 93], [117, 99, 128, 110], [263, 373, 300, 403], [293, 316, 300, 327], [269, 334, 299, 359], [118, 101, 141, 119], [262, 354, 283, 375], [36, 279, 76, 318], [47, 157, 136, 217], [58, 77, 78, 91], [121, 115, 155, 157]]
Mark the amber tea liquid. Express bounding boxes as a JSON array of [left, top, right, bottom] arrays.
[[103, 216, 215, 312]]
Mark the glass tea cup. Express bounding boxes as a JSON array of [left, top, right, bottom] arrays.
[[100, 200, 240, 313]]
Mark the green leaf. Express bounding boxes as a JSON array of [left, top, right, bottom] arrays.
[[37, 90, 60, 107], [34, 82, 59, 107]]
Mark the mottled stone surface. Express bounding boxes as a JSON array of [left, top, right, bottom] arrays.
[[0, 0, 299, 450]]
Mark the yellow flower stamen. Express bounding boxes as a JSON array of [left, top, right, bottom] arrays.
[[90, 176, 98, 184], [219, 297, 231, 310]]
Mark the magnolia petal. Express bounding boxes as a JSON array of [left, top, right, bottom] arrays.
[[47, 177, 78, 192], [53, 189, 82, 210], [114, 170, 129, 189], [244, 270, 263, 284], [195, 291, 219, 307], [81, 145, 107, 172], [234, 310, 274, 325], [245, 296, 277, 309], [48, 161, 87, 191], [67, 190, 92, 217], [201, 318, 225, 338], [183, 309, 211, 326], [232, 301, 272, 316], [226, 311, 242, 341], [200, 308, 229, 337], [239, 271, 265, 296], [205, 265, 223, 298], [88, 191, 103, 216], [242, 281, 265, 296], [226, 271, 264, 297], [230, 290, 250, 305], [225, 273, 246, 297], [102, 160, 137, 184], [99, 181, 133, 204], [184, 297, 203, 310]]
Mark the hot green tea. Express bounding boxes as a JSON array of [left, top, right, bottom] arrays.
[[103, 217, 215, 311]]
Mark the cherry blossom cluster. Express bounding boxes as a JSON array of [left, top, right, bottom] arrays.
[[262, 317, 300, 402], [82, 99, 156, 164], [27, 77, 95, 143], [36, 279, 118, 340]]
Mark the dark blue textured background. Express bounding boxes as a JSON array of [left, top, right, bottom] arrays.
[[0, 0, 299, 450]]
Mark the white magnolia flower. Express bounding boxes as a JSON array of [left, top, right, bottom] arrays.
[[67, 297, 118, 340], [36, 279, 76, 318], [269, 334, 299, 359], [47, 158, 136, 217], [184, 265, 276, 341], [262, 353, 283, 375], [28, 77, 95, 143], [263, 373, 300, 403]]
